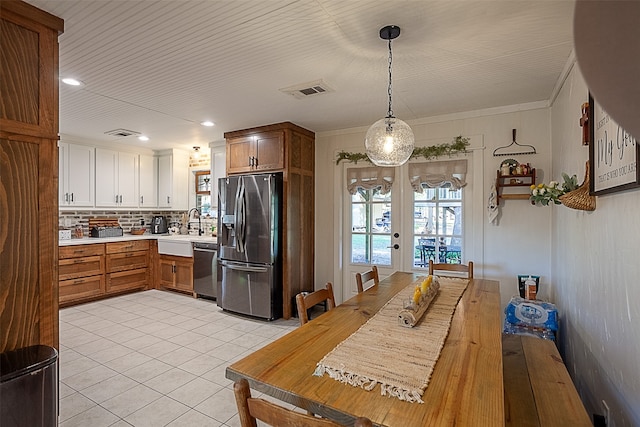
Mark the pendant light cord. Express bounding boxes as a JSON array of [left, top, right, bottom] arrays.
[[387, 38, 394, 119]]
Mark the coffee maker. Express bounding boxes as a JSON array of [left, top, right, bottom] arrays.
[[151, 216, 168, 234]]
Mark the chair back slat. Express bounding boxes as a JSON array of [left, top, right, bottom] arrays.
[[296, 283, 336, 326], [428, 260, 474, 279], [355, 266, 379, 293], [234, 378, 373, 427]]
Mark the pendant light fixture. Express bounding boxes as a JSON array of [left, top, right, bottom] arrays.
[[365, 25, 415, 167]]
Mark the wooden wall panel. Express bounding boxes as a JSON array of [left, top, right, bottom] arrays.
[[0, 19, 40, 124], [0, 0, 62, 353], [0, 138, 41, 350]]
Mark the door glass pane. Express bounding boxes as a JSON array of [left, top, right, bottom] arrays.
[[413, 184, 463, 268], [371, 234, 391, 265], [350, 187, 391, 266]]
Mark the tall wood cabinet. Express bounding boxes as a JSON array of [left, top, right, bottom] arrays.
[[224, 122, 315, 319], [0, 1, 64, 352]]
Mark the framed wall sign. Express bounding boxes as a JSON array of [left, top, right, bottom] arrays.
[[589, 93, 640, 195]]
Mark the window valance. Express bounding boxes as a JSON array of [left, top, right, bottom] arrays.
[[409, 159, 468, 192], [346, 167, 395, 195]]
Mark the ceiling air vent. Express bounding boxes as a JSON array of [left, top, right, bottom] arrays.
[[104, 128, 140, 138], [280, 79, 334, 99]]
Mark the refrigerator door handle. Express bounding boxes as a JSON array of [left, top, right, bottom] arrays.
[[234, 178, 246, 253], [238, 180, 246, 252], [220, 261, 268, 273]]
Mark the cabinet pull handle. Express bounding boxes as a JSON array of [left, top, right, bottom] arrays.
[[70, 193, 74, 202], [167, 196, 170, 204], [140, 195, 144, 204], [73, 249, 86, 254], [120, 195, 123, 203], [64, 193, 69, 203], [73, 279, 85, 284], [73, 258, 85, 264], [115, 195, 119, 203]]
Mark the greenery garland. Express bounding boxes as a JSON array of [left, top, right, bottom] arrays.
[[335, 135, 470, 165]]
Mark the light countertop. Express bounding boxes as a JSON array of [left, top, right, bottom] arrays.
[[59, 234, 217, 246]]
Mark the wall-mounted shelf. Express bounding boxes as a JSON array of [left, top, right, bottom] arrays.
[[496, 169, 536, 203]]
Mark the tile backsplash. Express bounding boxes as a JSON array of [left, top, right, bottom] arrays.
[[59, 210, 216, 236]]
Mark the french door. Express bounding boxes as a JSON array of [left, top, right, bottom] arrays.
[[341, 140, 481, 303]]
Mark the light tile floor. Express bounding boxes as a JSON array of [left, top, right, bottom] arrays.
[[58, 290, 301, 426]]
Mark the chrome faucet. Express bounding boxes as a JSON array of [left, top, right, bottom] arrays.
[[188, 208, 203, 235]]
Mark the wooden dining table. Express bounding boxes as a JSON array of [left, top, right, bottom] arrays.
[[225, 272, 504, 426]]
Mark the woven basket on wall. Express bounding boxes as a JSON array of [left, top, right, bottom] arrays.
[[559, 161, 596, 211]]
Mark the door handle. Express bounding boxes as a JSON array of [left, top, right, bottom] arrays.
[[387, 244, 400, 250], [221, 261, 268, 273]]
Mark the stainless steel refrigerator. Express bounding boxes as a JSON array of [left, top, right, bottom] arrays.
[[217, 173, 282, 320]]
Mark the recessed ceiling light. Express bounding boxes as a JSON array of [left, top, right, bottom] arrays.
[[61, 77, 84, 86], [201, 121, 214, 127], [138, 135, 149, 141]]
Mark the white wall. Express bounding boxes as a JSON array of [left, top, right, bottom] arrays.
[[315, 104, 553, 310], [313, 56, 639, 427], [551, 63, 640, 426]]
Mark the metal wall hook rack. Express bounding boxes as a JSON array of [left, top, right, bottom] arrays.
[[493, 129, 537, 156]]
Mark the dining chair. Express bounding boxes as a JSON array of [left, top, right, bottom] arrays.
[[355, 266, 379, 293], [428, 259, 474, 279], [234, 378, 373, 427], [296, 282, 336, 326]]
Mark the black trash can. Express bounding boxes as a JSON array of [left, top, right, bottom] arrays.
[[1, 345, 58, 427]]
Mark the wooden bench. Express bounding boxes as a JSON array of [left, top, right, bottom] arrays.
[[502, 334, 592, 426]]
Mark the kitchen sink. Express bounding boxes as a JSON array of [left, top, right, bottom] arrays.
[[156, 234, 216, 256]]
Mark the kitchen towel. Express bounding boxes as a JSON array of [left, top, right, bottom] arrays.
[[487, 183, 499, 224]]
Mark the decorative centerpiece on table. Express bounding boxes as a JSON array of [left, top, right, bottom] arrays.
[[398, 275, 440, 327]]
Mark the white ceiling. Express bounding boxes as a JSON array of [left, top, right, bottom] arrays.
[[27, 0, 576, 152]]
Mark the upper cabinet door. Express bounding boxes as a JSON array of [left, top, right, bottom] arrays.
[[117, 151, 139, 207], [226, 136, 254, 174], [157, 154, 173, 208], [59, 142, 94, 207], [254, 131, 284, 171], [95, 148, 119, 207], [95, 148, 139, 207], [139, 154, 158, 208], [226, 131, 284, 175]]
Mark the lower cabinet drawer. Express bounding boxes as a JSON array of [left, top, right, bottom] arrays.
[[59, 275, 105, 303], [59, 255, 104, 281], [106, 251, 148, 273], [106, 268, 148, 293]]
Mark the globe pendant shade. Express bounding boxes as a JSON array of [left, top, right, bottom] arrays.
[[365, 117, 415, 166]]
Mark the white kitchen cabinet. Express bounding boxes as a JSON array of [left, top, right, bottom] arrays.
[[95, 148, 139, 208], [157, 149, 189, 210], [139, 154, 158, 208], [59, 142, 95, 207]]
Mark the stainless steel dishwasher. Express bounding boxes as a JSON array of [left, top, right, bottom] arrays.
[[193, 242, 217, 299]]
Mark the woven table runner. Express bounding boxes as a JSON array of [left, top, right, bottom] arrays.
[[313, 277, 469, 403]]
